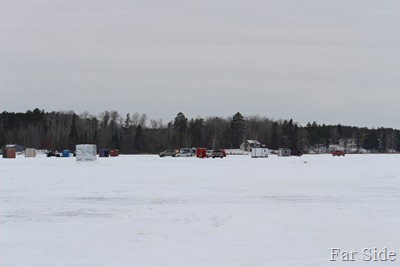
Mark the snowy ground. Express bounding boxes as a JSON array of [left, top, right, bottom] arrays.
[[1, 153, 400, 267]]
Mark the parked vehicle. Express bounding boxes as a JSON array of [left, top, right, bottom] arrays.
[[221, 149, 227, 157], [212, 149, 224, 158], [159, 150, 177, 157], [290, 150, 303, 156], [46, 150, 60, 157], [332, 150, 345, 156], [206, 150, 213, 158], [176, 148, 193, 157]]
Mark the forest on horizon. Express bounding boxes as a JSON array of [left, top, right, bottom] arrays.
[[1, 108, 399, 154]]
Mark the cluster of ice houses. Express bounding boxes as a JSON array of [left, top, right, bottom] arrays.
[[1, 144, 118, 161], [2, 140, 294, 160]]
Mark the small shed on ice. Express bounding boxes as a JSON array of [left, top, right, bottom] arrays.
[[76, 144, 97, 162], [196, 148, 206, 158], [278, 148, 291, 157], [25, 148, 37, 157], [3, 148, 16, 158], [251, 147, 269, 158], [99, 149, 109, 157], [109, 149, 119, 157], [62, 150, 70, 157]]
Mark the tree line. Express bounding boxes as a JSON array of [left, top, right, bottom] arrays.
[[1, 108, 399, 153]]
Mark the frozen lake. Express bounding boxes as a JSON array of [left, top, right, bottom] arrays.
[[1, 154, 400, 266]]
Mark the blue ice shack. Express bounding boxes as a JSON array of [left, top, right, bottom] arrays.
[[62, 150, 70, 157]]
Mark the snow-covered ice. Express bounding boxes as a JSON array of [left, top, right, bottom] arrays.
[[1, 154, 400, 266]]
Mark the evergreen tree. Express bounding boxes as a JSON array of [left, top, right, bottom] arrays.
[[307, 121, 319, 145], [134, 125, 143, 152], [221, 125, 231, 148], [270, 122, 280, 150], [395, 130, 400, 151], [0, 129, 5, 147], [173, 112, 188, 148], [291, 124, 299, 149], [363, 129, 379, 151], [230, 112, 245, 148], [68, 114, 78, 150], [111, 130, 120, 149], [93, 128, 98, 146], [188, 118, 205, 147], [124, 113, 131, 129], [281, 119, 293, 147]]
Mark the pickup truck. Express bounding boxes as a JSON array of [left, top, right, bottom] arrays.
[[332, 150, 345, 156]]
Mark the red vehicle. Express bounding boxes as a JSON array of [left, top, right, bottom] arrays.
[[221, 149, 227, 157], [332, 150, 345, 156]]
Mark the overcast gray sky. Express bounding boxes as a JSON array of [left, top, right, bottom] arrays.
[[1, 0, 399, 128]]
